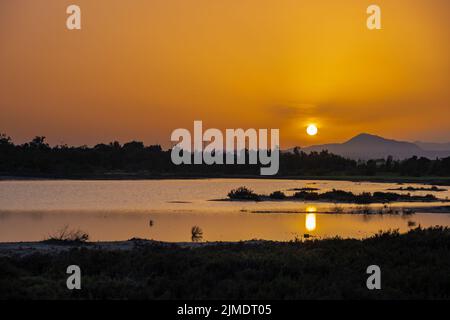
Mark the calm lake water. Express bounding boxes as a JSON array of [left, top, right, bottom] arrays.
[[1, 179, 450, 242]]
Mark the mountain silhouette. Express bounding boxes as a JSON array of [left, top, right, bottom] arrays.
[[298, 133, 450, 160], [415, 141, 450, 151]]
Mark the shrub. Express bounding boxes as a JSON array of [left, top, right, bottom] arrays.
[[355, 192, 373, 204], [228, 187, 260, 201], [269, 191, 286, 199], [293, 191, 319, 200], [321, 189, 355, 202]]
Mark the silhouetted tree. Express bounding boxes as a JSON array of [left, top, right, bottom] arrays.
[[0, 132, 449, 177]]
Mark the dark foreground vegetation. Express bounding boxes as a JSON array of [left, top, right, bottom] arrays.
[[1, 227, 450, 299], [227, 187, 445, 204], [2, 134, 450, 179]]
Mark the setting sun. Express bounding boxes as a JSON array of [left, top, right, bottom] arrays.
[[306, 124, 318, 136]]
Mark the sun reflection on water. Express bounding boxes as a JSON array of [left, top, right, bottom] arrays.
[[305, 206, 317, 232]]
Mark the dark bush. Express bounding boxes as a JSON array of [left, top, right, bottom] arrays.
[[227, 187, 260, 201], [269, 191, 286, 199]]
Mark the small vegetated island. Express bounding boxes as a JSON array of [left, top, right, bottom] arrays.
[[387, 186, 447, 192], [226, 186, 446, 204]]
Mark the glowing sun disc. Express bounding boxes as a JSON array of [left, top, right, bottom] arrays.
[[306, 124, 318, 136]]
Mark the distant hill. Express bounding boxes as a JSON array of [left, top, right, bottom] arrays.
[[293, 133, 450, 160], [415, 141, 450, 151]]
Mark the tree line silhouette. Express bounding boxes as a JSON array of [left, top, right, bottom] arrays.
[[1, 134, 450, 177]]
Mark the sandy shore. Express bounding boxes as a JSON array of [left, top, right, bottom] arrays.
[[0, 239, 267, 257]]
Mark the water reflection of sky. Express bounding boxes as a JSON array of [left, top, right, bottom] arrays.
[[0, 179, 449, 242], [1, 179, 449, 211], [1, 209, 450, 242]]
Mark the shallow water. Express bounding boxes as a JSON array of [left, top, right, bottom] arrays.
[[0, 179, 449, 241]]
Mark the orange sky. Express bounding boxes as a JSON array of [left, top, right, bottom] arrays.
[[1, 0, 449, 148]]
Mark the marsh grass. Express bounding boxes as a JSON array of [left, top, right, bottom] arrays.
[[43, 225, 89, 245], [191, 226, 203, 242]]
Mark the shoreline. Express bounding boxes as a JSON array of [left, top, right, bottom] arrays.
[[243, 205, 450, 214], [0, 239, 214, 257], [2, 174, 450, 185], [216, 198, 450, 205], [0, 239, 316, 258]]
